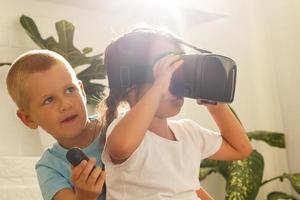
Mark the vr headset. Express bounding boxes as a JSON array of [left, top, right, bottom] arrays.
[[115, 39, 237, 104], [170, 53, 236, 104]]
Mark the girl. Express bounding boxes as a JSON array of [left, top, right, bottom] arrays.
[[100, 27, 252, 200]]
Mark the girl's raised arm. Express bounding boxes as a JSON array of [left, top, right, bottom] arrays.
[[106, 55, 183, 163], [206, 103, 252, 160]]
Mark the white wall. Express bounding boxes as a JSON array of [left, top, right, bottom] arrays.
[[0, 156, 42, 200], [0, 0, 299, 199], [260, 0, 300, 173]]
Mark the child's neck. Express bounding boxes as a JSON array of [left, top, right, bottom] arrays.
[[58, 120, 99, 149], [149, 117, 176, 141]]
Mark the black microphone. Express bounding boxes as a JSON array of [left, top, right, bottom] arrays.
[[66, 147, 106, 195], [66, 147, 90, 167]]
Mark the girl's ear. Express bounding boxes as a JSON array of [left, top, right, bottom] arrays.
[[16, 109, 38, 129], [126, 87, 138, 107]]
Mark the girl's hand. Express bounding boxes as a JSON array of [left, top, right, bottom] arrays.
[[71, 158, 105, 200], [152, 54, 183, 95], [197, 99, 218, 106], [196, 188, 215, 200]]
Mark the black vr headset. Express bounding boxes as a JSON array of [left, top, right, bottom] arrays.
[[112, 38, 237, 104]]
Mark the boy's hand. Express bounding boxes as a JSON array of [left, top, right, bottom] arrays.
[[152, 54, 183, 95], [71, 158, 105, 200]]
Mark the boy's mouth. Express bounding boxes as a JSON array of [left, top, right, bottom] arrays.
[[61, 114, 78, 123]]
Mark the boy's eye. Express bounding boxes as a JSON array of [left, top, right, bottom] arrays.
[[66, 86, 75, 94], [43, 97, 53, 105]]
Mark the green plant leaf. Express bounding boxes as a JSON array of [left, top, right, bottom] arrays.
[[267, 191, 298, 200], [19, 15, 107, 104], [83, 47, 93, 55], [55, 20, 74, 52], [0, 63, 11, 67], [77, 58, 106, 104], [199, 167, 218, 181], [54, 20, 89, 67], [20, 15, 47, 49], [201, 159, 230, 180], [247, 131, 285, 148], [225, 150, 264, 200], [284, 173, 300, 194]]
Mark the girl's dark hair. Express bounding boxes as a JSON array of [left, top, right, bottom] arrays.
[[98, 26, 185, 133]]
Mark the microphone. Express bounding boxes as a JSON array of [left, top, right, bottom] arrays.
[[66, 147, 89, 167]]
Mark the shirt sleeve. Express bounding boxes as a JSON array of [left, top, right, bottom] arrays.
[[186, 119, 223, 160], [36, 165, 72, 200], [101, 113, 146, 171]]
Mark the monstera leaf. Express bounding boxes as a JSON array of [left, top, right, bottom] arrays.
[[19, 15, 106, 104]]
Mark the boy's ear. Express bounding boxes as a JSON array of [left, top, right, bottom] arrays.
[[16, 109, 38, 129], [78, 80, 87, 102]]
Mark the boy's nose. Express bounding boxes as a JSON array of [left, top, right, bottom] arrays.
[[59, 99, 72, 112]]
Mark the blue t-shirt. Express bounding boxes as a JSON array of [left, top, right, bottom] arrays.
[[35, 131, 106, 200]]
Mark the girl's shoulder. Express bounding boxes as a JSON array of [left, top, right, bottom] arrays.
[[168, 118, 202, 140], [168, 118, 200, 129], [168, 118, 219, 139]]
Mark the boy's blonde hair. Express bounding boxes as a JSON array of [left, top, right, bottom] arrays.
[[6, 50, 76, 110]]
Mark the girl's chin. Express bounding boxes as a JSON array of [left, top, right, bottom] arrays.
[[172, 98, 184, 107], [157, 108, 182, 118]]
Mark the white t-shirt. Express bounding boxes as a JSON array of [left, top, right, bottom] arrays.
[[102, 116, 222, 200]]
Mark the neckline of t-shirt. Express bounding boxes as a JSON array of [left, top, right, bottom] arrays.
[[146, 120, 181, 143], [53, 131, 101, 155]]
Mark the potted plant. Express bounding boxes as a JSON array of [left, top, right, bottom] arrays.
[[200, 108, 300, 200]]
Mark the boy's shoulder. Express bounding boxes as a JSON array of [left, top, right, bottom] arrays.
[[36, 134, 105, 172], [35, 143, 69, 172]]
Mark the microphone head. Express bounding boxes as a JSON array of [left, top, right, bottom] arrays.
[[66, 147, 89, 167]]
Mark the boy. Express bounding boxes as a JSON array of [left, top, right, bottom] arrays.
[[6, 50, 105, 200]]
